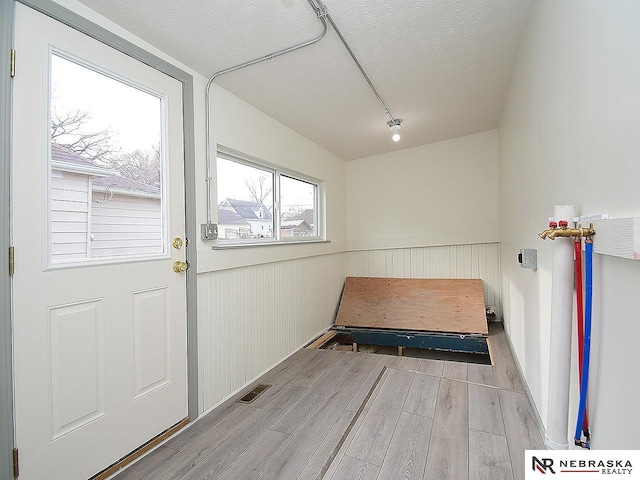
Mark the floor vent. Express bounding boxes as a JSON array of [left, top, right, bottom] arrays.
[[236, 384, 272, 404]]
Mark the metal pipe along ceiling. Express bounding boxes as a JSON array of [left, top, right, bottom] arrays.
[[318, 5, 396, 124], [202, 0, 401, 237], [204, 0, 328, 230]]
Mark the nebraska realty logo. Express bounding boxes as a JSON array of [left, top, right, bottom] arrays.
[[526, 451, 640, 479]]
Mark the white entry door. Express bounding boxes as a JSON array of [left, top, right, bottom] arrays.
[[12, 4, 188, 479]]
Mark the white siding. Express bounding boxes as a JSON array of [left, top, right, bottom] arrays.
[[197, 252, 346, 413], [90, 194, 162, 258], [347, 243, 501, 318], [51, 171, 90, 262]]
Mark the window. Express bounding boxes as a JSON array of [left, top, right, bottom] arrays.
[[49, 52, 166, 265], [216, 152, 322, 244], [280, 175, 317, 238]]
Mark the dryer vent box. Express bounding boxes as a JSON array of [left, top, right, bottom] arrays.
[[518, 249, 537, 269]]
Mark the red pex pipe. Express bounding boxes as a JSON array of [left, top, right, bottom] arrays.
[[574, 239, 589, 430]]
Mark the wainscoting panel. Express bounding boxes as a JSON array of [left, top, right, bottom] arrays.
[[198, 244, 500, 413], [197, 253, 347, 412]]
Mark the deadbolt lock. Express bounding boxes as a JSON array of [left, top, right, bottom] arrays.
[[172, 237, 183, 249]]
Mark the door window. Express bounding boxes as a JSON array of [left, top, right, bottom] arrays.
[[49, 52, 166, 265]]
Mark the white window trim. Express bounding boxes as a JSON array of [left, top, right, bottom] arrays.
[[215, 150, 325, 247]]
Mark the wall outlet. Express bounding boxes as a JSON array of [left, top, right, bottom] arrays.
[[518, 249, 537, 269], [200, 223, 218, 241]]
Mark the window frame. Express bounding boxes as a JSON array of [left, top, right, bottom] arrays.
[[215, 150, 324, 247]]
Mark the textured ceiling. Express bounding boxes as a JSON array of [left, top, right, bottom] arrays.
[[76, 0, 534, 160]]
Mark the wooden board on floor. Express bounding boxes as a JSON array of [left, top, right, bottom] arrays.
[[335, 277, 488, 335], [306, 330, 337, 349]]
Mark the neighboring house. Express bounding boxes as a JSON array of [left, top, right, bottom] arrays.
[[280, 219, 312, 237], [218, 198, 273, 238], [285, 208, 316, 235], [297, 208, 315, 231], [217, 208, 250, 239], [51, 142, 162, 262]]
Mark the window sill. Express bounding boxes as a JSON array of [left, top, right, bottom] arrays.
[[211, 239, 330, 250]]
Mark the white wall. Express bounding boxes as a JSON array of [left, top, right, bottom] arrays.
[[199, 84, 347, 272], [499, 0, 640, 448], [346, 129, 500, 251], [345, 130, 501, 314], [197, 84, 348, 411]]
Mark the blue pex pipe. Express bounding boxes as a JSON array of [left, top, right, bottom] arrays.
[[575, 240, 593, 448]]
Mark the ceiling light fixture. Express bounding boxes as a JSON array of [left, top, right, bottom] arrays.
[[388, 119, 402, 142]]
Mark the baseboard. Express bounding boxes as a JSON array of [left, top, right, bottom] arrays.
[[502, 323, 547, 446], [196, 324, 334, 419]]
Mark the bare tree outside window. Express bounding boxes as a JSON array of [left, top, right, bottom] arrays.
[[281, 204, 306, 221], [51, 108, 118, 164], [106, 146, 161, 188], [244, 175, 272, 205]]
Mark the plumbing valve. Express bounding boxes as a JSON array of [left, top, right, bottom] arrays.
[[539, 222, 596, 240]]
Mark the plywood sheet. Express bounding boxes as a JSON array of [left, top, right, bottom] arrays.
[[335, 277, 488, 335]]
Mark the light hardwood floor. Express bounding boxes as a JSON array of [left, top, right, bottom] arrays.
[[113, 323, 544, 480]]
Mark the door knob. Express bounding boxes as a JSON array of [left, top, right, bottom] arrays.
[[172, 261, 189, 273]]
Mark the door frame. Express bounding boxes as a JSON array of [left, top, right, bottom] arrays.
[[0, 1, 15, 478], [0, 1, 199, 478]]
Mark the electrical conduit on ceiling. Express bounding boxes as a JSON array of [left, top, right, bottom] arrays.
[[202, 0, 403, 240], [202, 0, 328, 239]]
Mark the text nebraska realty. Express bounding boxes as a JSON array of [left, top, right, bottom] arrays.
[[561, 459, 632, 475]]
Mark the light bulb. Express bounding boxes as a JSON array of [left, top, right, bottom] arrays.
[[389, 123, 401, 142]]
